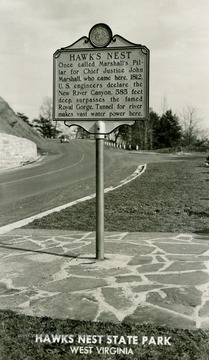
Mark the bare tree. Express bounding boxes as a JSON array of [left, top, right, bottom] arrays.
[[181, 106, 204, 146], [39, 96, 58, 138], [161, 96, 168, 115], [39, 96, 53, 121]]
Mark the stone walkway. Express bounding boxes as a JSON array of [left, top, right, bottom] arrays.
[[0, 229, 209, 329]]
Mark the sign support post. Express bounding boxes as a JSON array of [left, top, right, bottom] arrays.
[[95, 121, 105, 260]]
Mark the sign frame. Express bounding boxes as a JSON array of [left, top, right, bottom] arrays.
[[53, 25, 150, 134]]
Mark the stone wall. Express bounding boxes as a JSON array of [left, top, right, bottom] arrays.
[[0, 133, 38, 170]]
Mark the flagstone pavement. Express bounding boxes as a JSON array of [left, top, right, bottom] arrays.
[[0, 229, 209, 329]]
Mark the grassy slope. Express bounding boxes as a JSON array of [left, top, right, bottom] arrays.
[[25, 155, 209, 233]]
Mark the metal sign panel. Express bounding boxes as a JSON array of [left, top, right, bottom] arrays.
[[53, 24, 149, 130]]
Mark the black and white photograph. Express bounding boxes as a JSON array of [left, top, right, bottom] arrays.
[[0, 0, 209, 359]]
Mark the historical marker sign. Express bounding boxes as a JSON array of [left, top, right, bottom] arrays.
[[53, 24, 150, 259], [53, 24, 149, 133]]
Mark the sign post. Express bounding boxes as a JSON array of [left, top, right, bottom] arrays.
[[53, 23, 149, 260], [95, 121, 105, 260]]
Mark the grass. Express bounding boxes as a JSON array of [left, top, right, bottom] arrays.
[[1, 154, 209, 359], [1, 310, 209, 360], [25, 155, 209, 233]]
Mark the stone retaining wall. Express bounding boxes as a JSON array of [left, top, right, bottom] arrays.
[[0, 133, 38, 170]]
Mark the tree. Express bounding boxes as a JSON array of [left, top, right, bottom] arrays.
[[152, 110, 182, 149], [130, 121, 146, 149], [39, 96, 58, 138], [32, 116, 60, 138], [17, 112, 33, 127], [112, 125, 131, 144], [76, 126, 90, 139], [148, 109, 160, 150], [39, 96, 53, 121], [180, 106, 205, 147], [161, 96, 168, 114]]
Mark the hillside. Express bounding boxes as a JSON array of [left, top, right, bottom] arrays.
[[0, 96, 51, 152]]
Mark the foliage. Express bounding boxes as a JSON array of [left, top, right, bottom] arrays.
[[110, 106, 208, 151], [130, 121, 147, 148], [32, 116, 61, 138], [147, 110, 160, 149], [38, 96, 61, 138], [76, 126, 90, 139], [180, 106, 209, 150], [111, 109, 183, 150], [112, 124, 131, 144], [152, 109, 182, 149], [16, 112, 33, 127], [111, 122, 147, 149]]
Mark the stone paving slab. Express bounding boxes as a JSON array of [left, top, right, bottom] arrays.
[[0, 229, 209, 329]]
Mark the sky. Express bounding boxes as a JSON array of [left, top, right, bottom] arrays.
[[1, 0, 209, 131]]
